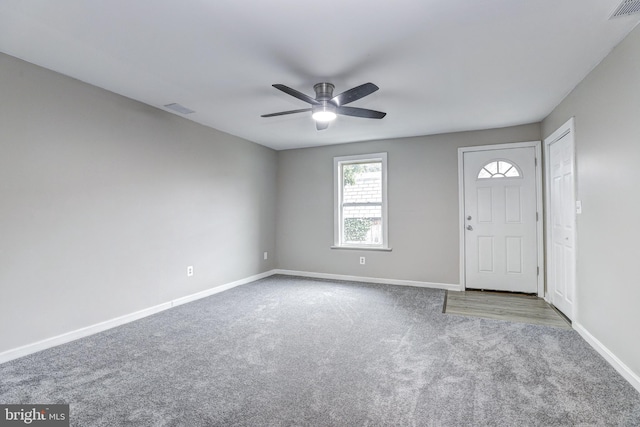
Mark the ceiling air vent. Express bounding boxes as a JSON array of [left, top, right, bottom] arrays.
[[164, 103, 195, 114], [610, 0, 640, 18]]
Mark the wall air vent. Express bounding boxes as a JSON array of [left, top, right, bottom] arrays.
[[610, 0, 640, 18], [164, 103, 195, 114]]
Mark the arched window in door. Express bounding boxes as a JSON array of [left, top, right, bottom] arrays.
[[477, 160, 521, 179]]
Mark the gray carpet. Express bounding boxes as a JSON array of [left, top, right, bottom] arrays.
[[1, 275, 639, 426]]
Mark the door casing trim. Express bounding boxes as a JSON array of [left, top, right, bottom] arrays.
[[457, 141, 544, 296]]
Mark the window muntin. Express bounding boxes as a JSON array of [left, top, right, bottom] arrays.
[[478, 160, 521, 179], [334, 153, 388, 248]]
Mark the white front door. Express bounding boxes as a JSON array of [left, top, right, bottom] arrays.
[[545, 120, 576, 320], [463, 146, 539, 293]]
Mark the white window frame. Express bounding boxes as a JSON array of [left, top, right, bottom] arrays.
[[332, 152, 390, 250]]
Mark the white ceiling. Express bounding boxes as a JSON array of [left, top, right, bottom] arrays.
[[1, 1, 639, 150]]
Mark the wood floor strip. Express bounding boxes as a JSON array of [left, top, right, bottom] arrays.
[[444, 290, 572, 329]]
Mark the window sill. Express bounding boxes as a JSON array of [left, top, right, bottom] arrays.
[[330, 246, 393, 252]]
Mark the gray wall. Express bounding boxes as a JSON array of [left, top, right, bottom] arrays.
[[0, 53, 277, 354], [276, 124, 541, 285], [542, 25, 640, 377]]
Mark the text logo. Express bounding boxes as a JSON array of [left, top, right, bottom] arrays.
[[0, 405, 69, 427]]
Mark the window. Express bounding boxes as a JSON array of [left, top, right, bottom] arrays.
[[477, 160, 521, 179], [333, 153, 388, 249]]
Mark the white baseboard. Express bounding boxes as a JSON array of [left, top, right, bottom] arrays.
[[573, 322, 640, 394], [273, 269, 462, 291], [0, 269, 277, 365], [171, 270, 275, 307], [0, 302, 172, 365]]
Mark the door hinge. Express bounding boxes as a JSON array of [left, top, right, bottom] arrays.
[[537, 266, 540, 276], [536, 212, 539, 221], [535, 157, 538, 166]]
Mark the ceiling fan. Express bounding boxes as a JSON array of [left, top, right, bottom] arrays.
[[261, 82, 386, 130]]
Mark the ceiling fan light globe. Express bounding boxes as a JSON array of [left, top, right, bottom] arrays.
[[312, 111, 337, 122]]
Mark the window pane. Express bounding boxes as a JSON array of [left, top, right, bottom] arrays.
[[343, 205, 382, 244], [342, 162, 382, 204], [485, 161, 498, 174], [498, 161, 510, 174], [478, 169, 492, 179], [505, 167, 520, 177]]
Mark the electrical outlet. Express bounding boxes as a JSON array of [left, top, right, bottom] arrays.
[[360, 256, 366, 265], [187, 266, 194, 277], [264, 252, 268, 260]]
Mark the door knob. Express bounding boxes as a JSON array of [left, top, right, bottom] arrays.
[[466, 225, 473, 231]]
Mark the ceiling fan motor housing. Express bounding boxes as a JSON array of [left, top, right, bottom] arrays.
[[312, 83, 337, 120], [313, 83, 335, 101]]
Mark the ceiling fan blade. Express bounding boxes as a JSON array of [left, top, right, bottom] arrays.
[[331, 83, 379, 106], [336, 106, 386, 119], [272, 84, 320, 105], [316, 121, 330, 131], [261, 108, 311, 118]]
